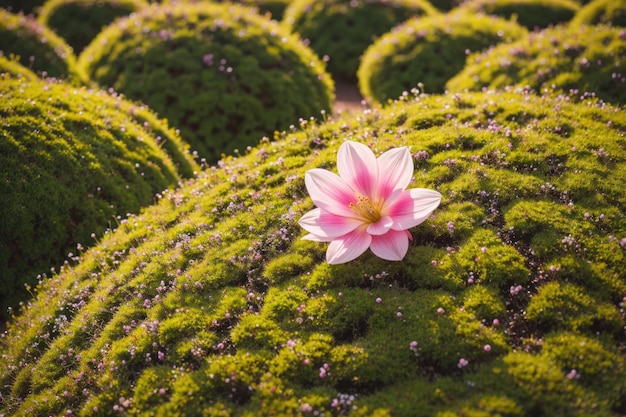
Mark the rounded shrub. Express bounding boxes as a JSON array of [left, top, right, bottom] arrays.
[[162, 0, 294, 21], [36, 0, 149, 54], [0, 55, 38, 80], [458, 0, 581, 30], [0, 0, 46, 15], [0, 89, 624, 416], [358, 11, 528, 103], [78, 2, 334, 162], [282, 0, 438, 80], [0, 76, 199, 324], [570, 0, 626, 27], [446, 24, 626, 105], [0, 8, 85, 81]]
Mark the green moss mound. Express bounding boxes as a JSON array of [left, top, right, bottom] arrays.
[[358, 11, 528, 103], [0, 54, 38, 80], [282, 0, 437, 80], [459, 0, 581, 29], [78, 2, 334, 162], [0, 0, 46, 15], [1, 89, 624, 415], [163, 0, 294, 21], [446, 24, 626, 105], [37, 0, 149, 54], [0, 8, 85, 82], [570, 0, 626, 27], [0, 77, 199, 324]]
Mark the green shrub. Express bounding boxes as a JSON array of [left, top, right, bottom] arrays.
[[78, 2, 334, 162], [0, 0, 46, 14], [0, 8, 85, 81], [570, 0, 626, 27], [0, 77, 198, 323], [0, 54, 37, 80], [282, 0, 438, 80], [162, 0, 294, 21], [0, 90, 624, 415], [37, 0, 149, 54], [358, 11, 527, 103], [447, 24, 626, 105], [458, 0, 581, 29]]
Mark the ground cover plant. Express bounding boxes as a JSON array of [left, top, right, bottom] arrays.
[[1, 89, 624, 416], [358, 11, 527, 103], [0, 55, 37, 80], [458, 0, 581, 29], [162, 0, 294, 21], [446, 24, 626, 105], [78, 2, 334, 162], [0, 8, 85, 82], [37, 0, 149, 54], [0, 76, 199, 324], [570, 0, 626, 27], [282, 0, 438, 81]]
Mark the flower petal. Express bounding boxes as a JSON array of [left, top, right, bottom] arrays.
[[386, 188, 442, 230], [376, 146, 413, 200], [299, 208, 362, 240], [366, 215, 393, 236], [326, 228, 371, 264], [370, 229, 411, 261], [337, 141, 378, 198], [305, 169, 357, 218]]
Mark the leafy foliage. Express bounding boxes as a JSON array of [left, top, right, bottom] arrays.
[[570, 0, 626, 27], [358, 11, 527, 102], [37, 0, 148, 54], [282, 0, 437, 80], [78, 2, 334, 162], [1, 90, 624, 416], [459, 0, 581, 29], [446, 24, 626, 105], [0, 77, 199, 323], [0, 8, 85, 82]]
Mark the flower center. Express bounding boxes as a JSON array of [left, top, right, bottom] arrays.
[[350, 196, 382, 224]]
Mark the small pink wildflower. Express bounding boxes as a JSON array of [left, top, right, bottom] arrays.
[[484, 344, 491, 352], [437, 307, 445, 315], [299, 141, 442, 264]]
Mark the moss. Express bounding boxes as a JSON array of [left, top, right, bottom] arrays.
[[357, 11, 527, 103], [525, 281, 622, 333], [78, 2, 334, 162], [163, 0, 294, 21], [1, 90, 624, 416], [447, 24, 626, 105], [0, 9, 86, 82], [282, 0, 437, 80], [37, 0, 149, 54], [459, 0, 581, 29], [0, 54, 38, 80], [0, 77, 198, 322], [570, 0, 626, 26]]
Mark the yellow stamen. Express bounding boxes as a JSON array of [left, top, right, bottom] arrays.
[[349, 196, 382, 224]]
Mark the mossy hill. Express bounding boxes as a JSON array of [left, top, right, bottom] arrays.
[[36, 0, 149, 54], [446, 24, 626, 105], [0, 55, 38, 80], [1, 90, 624, 416], [78, 2, 334, 162], [161, 0, 294, 21], [0, 77, 199, 324], [0, 8, 85, 82], [570, 0, 626, 27], [282, 0, 438, 81], [458, 0, 581, 29], [358, 11, 528, 103]]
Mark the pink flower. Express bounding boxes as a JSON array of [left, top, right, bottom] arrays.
[[299, 141, 442, 264]]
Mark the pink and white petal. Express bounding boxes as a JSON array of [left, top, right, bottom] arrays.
[[299, 208, 362, 239], [337, 141, 378, 198], [370, 229, 411, 261], [366, 215, 393, 236], [385, 188, 442, 230], [305, 169, 357, 218], [326, 228, 372, 264], [302, 233, 331, 243], [376, 146, 413, 200]]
